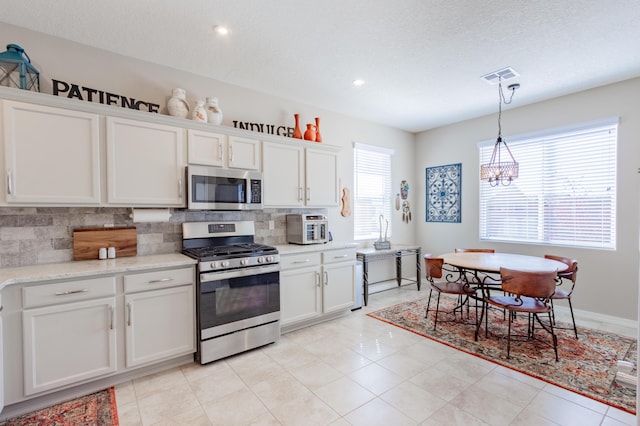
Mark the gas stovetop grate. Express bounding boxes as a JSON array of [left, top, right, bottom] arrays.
[[182, 243, 277, 260]]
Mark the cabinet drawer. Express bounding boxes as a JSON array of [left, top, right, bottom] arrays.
[[23, 276, 116, 308], [124, 267, 193, 293], [322, 248, 356, 264], [280, 252, 321, 270]]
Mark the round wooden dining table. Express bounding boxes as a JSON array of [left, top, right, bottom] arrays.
[[439, 252, 568, 341], [440, 252, 567, 274]]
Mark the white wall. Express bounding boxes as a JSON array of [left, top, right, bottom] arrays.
[[415, 78, 640, 320], [0, 23, 418, 247]]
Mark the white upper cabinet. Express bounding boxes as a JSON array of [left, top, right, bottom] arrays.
[[306, 147, 339, 207], [2, 100, 101, 205], [227, 135, 261, 170], [187, 129, 226, 167], [187, 130, 261, 170], [262, 141, 338, 207], [262, 142, 304, 207], [106, 116, 186, 206]]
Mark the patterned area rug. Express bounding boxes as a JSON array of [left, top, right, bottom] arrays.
[[0, 388, 118, 426], [368, 297, 637, 414]]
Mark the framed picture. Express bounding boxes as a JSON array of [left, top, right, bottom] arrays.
[[426, 163, 461, 223]]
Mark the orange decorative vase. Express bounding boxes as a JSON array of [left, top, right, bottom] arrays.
[[314, 117, 322, 142], [292, 114, 302, 139], [304, 124, 316, 141]]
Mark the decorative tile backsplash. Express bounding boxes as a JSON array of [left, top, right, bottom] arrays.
[[0, 207, 319, 268]]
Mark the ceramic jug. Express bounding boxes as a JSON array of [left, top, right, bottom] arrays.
[[192, 100, 208, 123], [205, 97, 223, 125], [167, 88, 190, 118], [304, 124, 316, 141]]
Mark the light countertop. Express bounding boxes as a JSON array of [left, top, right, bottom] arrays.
[[0, 253, 196, 290], [275, 242, 358, 255]]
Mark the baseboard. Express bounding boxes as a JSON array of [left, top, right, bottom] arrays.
[[0, 354, 194, 421], [552, 305, 638, 330]]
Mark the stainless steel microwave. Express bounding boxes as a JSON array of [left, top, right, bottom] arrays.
[[187, 165, 263, 210]]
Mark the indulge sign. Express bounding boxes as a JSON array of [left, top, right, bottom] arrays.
[[52, 78, 160, 113]]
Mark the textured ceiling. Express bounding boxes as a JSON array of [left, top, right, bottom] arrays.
[[2, 0, 640, 132]]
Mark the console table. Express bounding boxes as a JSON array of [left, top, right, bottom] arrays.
[[356, 245, 422, 306]]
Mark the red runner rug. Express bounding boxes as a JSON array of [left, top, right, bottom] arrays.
[[368, 297, 637, 414], [0, 388, 118, 426]]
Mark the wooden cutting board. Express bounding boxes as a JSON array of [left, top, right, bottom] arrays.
[[73, 227, 137, 260]]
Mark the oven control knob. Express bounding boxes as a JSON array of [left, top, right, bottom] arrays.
[[240, 258, 249, 266], [222, 260, 230, 268], [266, 255, 273, 262], [257, 256, 264, 263], [210, 261, 217, 269]]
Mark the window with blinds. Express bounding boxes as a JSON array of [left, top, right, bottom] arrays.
[[478, 118, 618, 250], [353, 143, 393, 240]]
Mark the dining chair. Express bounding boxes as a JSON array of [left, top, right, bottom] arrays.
[[544, 254, 579, 339], [481, 267, 559, 361], [424, 254, 476, 330]]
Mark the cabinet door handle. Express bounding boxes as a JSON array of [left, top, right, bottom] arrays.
[[109, 305, 114, 330], [229, 145, 234, 162], [127, 302, 132, 326], [148, 277, 174, 284], [293, 259, 310, 264], [298, 187, 303, 202], [218, 144, 223, 162], [334, 255, 348, 259], [55, 288, 89, 296], [306, 187, 311, 202], [324, 270, 328, 286], [7, 171, 13, 195], [178, 178, 183, 197], [316, 271, 321, 287]]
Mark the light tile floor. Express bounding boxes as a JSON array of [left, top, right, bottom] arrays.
[[115, 286, 637, 425]]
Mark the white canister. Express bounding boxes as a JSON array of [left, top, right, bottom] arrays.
[[167, 88, 190, 118], [98, 247, 107, 260], [205, 97, 223, 125], [107, 247, 116, 259], [192, 100, 208, 123]]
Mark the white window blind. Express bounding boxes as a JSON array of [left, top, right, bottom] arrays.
[[479, 118, 617, 250], [353, 143, 393, 240]]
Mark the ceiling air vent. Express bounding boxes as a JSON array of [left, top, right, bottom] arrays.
[[481, 67, 519, 84]]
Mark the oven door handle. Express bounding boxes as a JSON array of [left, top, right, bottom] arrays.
[[199, 264, 280, 283]]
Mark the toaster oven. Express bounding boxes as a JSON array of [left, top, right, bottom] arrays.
[[286, 214, 328, 245]]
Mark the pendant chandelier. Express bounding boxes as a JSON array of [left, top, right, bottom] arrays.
[[480, 78, 520, 186]]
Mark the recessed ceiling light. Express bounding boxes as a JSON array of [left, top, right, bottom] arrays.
[[352, 79, 365, 87], [213, 25, 230, 36]]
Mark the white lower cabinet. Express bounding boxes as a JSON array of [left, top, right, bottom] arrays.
[[323, 261, 356, 314], [124, 284, 195, 368], [0, 292, 4, 413], [280, 253, 322, 326], [5, 264, 195, 405], [21, 276, 117, 396], [280, 247, 355, 330]]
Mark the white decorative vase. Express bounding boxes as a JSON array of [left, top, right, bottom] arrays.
[[205, 97, 223, 125], [167, 88, 190, 118], [192, 100, 208, 123]]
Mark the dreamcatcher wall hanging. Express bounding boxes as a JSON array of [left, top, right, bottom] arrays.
[[395, 180, 412, 223]]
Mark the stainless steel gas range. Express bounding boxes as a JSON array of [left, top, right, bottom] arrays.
[[182, 221, 280, 364]]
